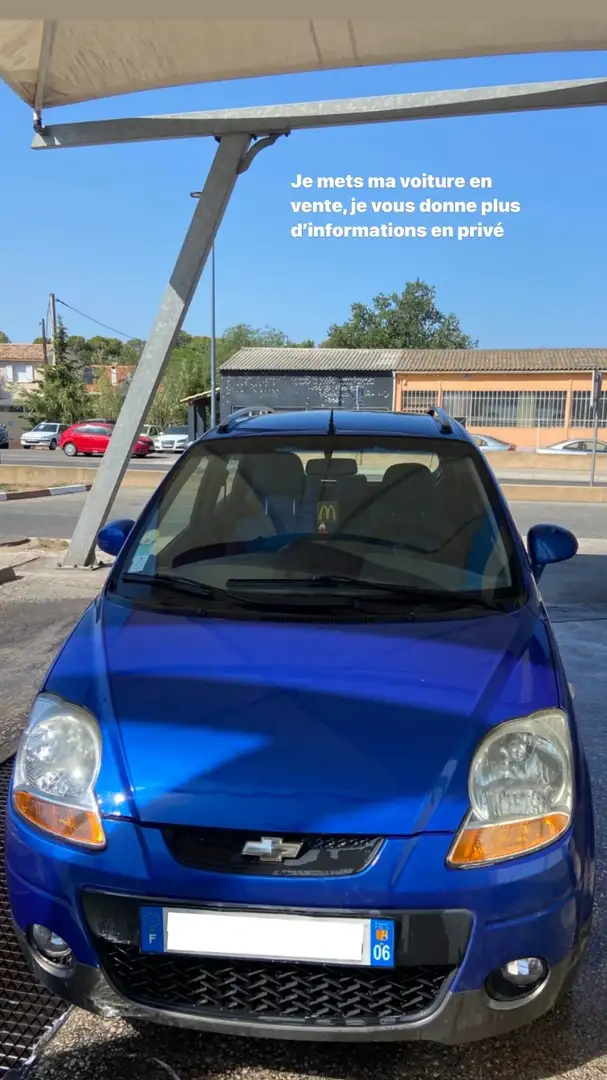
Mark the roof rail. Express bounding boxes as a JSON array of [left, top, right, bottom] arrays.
[[217, 405, 275, 433], [427, 406, 453, 434]]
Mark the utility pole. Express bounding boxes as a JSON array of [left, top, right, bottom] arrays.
[[40, 319, 48, 364], [49, 293, 57, 365], [210, 243, 217, 428]]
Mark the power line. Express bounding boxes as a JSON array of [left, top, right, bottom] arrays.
[[55, 298, 138, 341]]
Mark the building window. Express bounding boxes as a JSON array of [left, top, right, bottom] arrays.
[[571, 391, 607, 427], [441, 390, 567, 428], [401, 389, 438, 413]]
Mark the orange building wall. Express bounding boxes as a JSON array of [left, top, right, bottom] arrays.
[[394, 371, 606, 448]]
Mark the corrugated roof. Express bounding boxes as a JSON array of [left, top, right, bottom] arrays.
[[0, 343, 46, 363], [221, 347, 607, 375], [1, 11, 606, 111]]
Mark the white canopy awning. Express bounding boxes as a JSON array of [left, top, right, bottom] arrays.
[[1, 9, 606, 113]]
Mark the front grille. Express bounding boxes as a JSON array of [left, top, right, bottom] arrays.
[[97, 943, 453, 1027], [0, 758, 68, 1074], [162, 826, 383, 877]]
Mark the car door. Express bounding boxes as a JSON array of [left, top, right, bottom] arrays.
[[93, 424, 113, 454], [67, 424, 92, 453]]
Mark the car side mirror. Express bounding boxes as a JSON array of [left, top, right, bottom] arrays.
[[527, 524, 578, 581], [97, 518, 135, 557]]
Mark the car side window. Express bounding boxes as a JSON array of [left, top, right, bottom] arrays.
[[126, 454, 212, 568]]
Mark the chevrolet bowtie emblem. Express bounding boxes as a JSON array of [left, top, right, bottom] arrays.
[[241, 836, 303, 862]]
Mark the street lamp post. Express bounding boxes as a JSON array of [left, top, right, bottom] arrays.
[[210, 243, 216, 428]]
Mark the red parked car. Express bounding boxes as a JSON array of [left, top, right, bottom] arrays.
[[58, 421, 153, 458]]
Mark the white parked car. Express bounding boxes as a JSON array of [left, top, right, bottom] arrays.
[[21, 422, 69, 451], [154, 425, 191, 453], [537, 439, 607, 455], [141, 424, 162, 441]]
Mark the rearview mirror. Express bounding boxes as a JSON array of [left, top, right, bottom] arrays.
[[97, 518, 135, 557], [527, 524, 578, 581]]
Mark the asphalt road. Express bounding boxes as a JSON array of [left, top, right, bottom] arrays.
[[0, 449, 173, 471], [1, 449, 607, 485], [2, 486, 607, 548], [0, 541, 603, 1079]]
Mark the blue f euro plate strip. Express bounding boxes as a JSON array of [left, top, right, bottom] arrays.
[[140, 906, 164, 952]]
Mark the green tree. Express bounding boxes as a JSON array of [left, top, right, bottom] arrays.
[[88, 368, 127, 421], [0, 330, 10, 343], [21, 317, 89, 425], [86, 336, 124, 363], [66, 335, 92, 365], [323, 280, 476, 350]]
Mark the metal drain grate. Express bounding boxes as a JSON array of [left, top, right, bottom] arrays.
[[0, 757, 68, 1077]]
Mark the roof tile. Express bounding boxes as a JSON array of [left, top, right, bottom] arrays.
[[221, 347, 607, 374], [0, 344, 46, 363]]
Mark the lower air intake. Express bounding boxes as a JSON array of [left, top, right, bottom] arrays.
[[98, 942, 453, 1028]]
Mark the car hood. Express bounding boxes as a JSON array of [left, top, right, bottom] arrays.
[[45, 596, 560, 836]]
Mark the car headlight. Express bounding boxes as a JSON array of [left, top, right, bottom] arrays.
[[12, 693, 105, 848], [447, 710, 573, 868]]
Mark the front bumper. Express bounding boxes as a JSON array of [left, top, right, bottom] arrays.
[[15, 917, 589, 1044]]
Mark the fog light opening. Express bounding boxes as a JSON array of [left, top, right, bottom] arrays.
[[486, 957, 548, 1002], [29, 924, 73, 968]]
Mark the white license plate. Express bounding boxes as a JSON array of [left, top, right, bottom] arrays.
[[140, 907, 395, 967]]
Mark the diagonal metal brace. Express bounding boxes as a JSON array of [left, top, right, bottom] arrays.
[[237, 132, 288, 174]]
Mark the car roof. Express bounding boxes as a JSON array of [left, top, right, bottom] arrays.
[[203, 409, 472, 443]]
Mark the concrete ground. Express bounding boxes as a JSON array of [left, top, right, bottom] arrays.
[[0, 507, 606, 1080]]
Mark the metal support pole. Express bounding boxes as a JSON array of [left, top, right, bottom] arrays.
[[590, 404, 600, 487], [589, 369, 602, 488], [210, 243, 217, 428], [64, 132, 251, 568]]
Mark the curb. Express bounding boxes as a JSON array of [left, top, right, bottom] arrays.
[[0, 483, 92, 502]]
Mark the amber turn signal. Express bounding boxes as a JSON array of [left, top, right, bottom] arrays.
[[447, 812, 569, 867], [14, 790, 105, 848]]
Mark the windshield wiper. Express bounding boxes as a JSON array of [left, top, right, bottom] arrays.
[[118, 572, 302, 611], [226, 575, 508, 611], [120, 572, 220, 600]]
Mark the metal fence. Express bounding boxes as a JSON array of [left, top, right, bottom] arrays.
[[402, 389, 571, 428], [400, 390, 438, 413], [571, 390, 607, 427]]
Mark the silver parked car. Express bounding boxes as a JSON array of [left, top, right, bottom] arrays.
[[154, 425, 191, 453], [537, 439, 607, 455], [470, 433, 516, 452], [20, 422, 68, 451]]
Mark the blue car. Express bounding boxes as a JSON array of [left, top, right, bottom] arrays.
[[5, 407, 594, 1044]]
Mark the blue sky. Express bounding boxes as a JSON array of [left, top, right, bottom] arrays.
[[1, 49, 606, 348]]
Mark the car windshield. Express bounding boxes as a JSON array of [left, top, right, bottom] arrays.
[[33, 423, 57, 432], [111, 434, 525, 618], [165, 426, 188, 435]]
